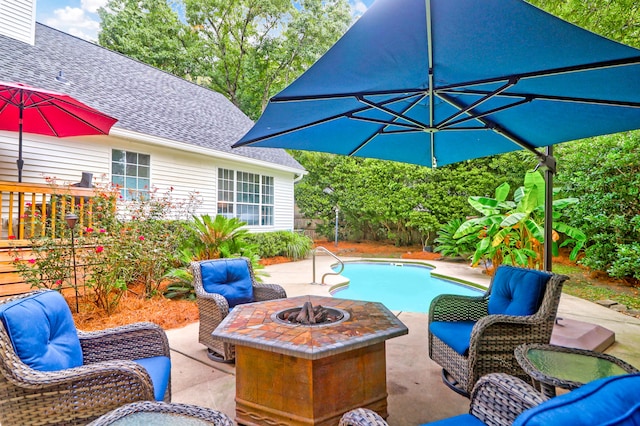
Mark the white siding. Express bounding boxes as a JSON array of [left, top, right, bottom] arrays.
[[0, 131, 299, 230], [0, 0, 36, 45], [0, 132, 110, 184], [274, 175, 295, 230]]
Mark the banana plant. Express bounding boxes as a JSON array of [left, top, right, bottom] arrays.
[[454, 171, 586, 270], [433, 218, 478, 260]]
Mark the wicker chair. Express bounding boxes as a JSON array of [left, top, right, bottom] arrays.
[[87, 401, 234, 425], [340, 372, 640, 426], [339, 373, 546, 426], [428, 265, 569, 396], [0, 290, 171, 426], [192, 257, 287, 362]]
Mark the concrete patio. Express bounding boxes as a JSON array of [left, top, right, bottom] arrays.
[[166, 256, 640, 425]]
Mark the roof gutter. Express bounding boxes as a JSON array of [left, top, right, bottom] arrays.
[[110, 127, 307, 176]]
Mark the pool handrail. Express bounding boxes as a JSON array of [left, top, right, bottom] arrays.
[[311, 247, 344, 285]]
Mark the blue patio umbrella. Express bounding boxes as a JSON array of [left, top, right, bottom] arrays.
[[233, 0, 640, 270]]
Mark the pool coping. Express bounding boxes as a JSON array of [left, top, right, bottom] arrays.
[[327, 259, 488, 298]]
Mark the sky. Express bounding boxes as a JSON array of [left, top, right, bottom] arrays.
[[36, 0, 373, 42]]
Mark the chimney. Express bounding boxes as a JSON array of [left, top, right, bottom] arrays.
[[0, 0, 37, 45]]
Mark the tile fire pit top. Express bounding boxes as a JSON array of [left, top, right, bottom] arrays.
[[212, 295, 408, 360]]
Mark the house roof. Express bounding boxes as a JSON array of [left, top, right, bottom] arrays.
[[0, 23, 304, 171]]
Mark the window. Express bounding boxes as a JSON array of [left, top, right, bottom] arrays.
[[112, 149, 150, 200], [218, 169, 274, 226]]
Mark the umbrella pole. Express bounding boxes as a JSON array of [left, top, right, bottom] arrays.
[[17, 95, 24, 183], [543, 146, 555, 272], [16, 101, 25, 238]]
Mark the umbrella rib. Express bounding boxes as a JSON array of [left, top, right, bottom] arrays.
[[523, 93, 640, 108], [348, 115, 424, 130], [348, 94, 427, 157], [438, 91, 543, 159], [13, 90, 113, 135], [438, 79, 517, 128], [441, 98, 532, 129], [33, 102, 111, 134], [33, 107, 61, 137], [380, 126, 486, 134], [236, 93, 423, 146], [271, 88, 426, 103], [437, 56, 640, 92], [356, 96, 428, 130], [441, 88, 640, 109]]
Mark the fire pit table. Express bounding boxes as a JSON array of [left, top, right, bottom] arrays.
[[212, 295, 408, 426]]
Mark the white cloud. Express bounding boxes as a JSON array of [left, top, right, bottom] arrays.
[[81, 0, 108, 14], [351, 0, 368, 17], [44, 6, 101, 42]]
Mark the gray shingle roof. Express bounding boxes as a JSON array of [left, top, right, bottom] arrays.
[[0, 23, 304, 171]]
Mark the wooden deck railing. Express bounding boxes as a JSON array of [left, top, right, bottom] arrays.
[[0, 182, 114, 297], [0, 182, 101, 243]]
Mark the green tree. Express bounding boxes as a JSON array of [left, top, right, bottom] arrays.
[[98, 0, 351, 119], [527, 0, 640, 281], [292, 151, 532, 246], [98, 0, 198, 77], [529, 0, 640, 48], [555, 133, 640, 282]]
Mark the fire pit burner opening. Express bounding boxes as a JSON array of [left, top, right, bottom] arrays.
[[272, 301, 350, 326]]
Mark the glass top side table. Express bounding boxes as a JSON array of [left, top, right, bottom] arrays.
[[87, 402, 233, 426], [515, 343, 639, 398]]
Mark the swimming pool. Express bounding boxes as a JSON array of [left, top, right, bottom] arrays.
[[330, 261, 483, 313]]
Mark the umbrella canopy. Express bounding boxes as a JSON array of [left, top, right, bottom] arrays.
[[0, 81, 118, 181], [234, 0, 640, 270]]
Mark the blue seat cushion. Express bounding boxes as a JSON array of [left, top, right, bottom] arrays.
[[422, 414, 485, 426], [134, 356, 171, 401], [201, 258, 255, 308], [487, 266, 551, 316], [429, 321, 476, 356], [514, 373, 640, 426], [0, 291, 83, 371]]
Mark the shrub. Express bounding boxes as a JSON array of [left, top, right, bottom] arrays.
[[163, 215, 264, 300], [11, 179, 200, 314], [245, 231, 313, 260], [607, 242, 640, 284], [556, 133, 640, 282]]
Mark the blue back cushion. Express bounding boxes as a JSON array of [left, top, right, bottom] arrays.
[[201, 258, 255, 308], [514, 373, 640, 426], [0, 291, 83, 371], [487, 266, 551, 316]]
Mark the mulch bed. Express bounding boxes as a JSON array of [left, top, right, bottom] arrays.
[[73, 240, 439, 331], [76, 241, 604, 331]]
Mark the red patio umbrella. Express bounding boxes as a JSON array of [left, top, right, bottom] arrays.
[[0, 81, 118, 182]]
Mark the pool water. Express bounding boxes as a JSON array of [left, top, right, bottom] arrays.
[[331, 262, 483, 313]]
